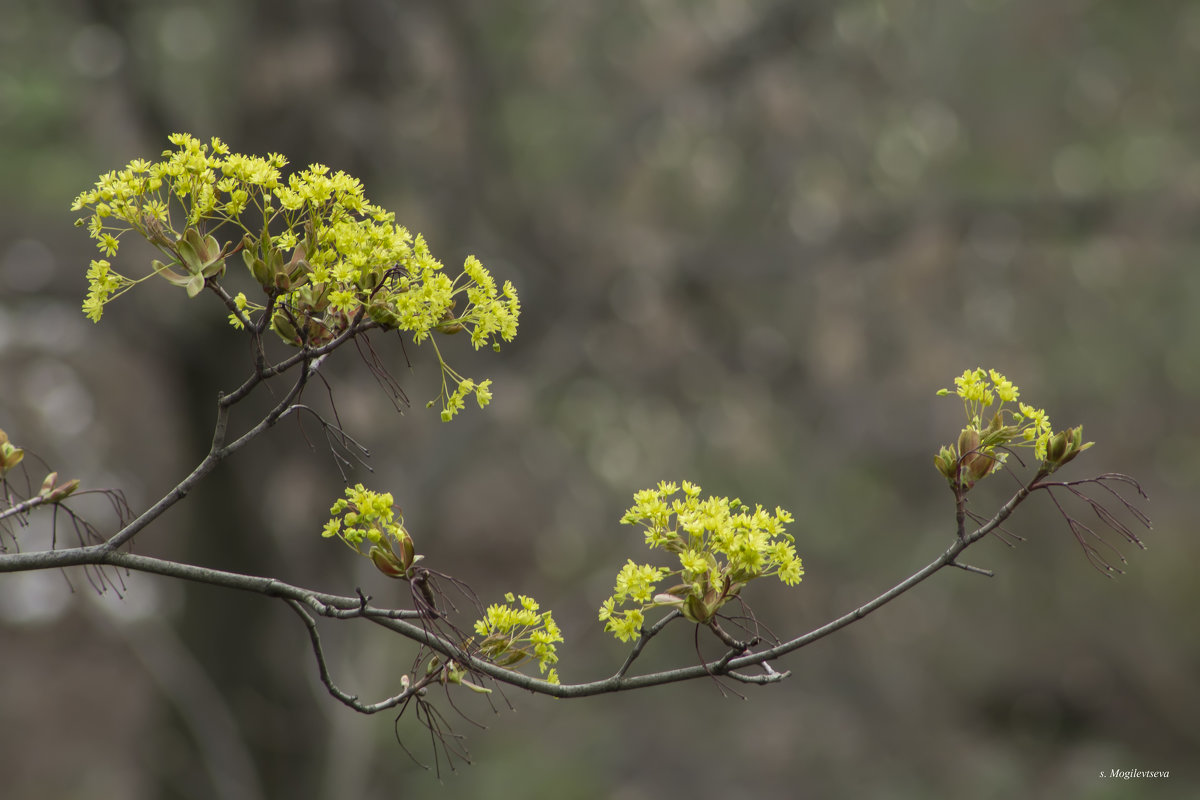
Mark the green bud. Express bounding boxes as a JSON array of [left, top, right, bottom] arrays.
[[1054, 426, 1094, 468], [954, 427, 998, 483], [958, 427, 979, 456], [38, 471, 58, 497], [683, 593, 711, 623], [46, 479, 80, 502], [396, 532, 416, 571], [966, 449, 998, 482], [1046, 430, 1069, 463], [0, 437, 25, 474], [368, 544, 407, 578], [934, 446, 958, 480], [271, 311, 301, 346], [243, 242, 275, 288]]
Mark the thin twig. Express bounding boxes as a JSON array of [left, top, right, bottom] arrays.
[[613, 610, 680, 679], [286, 599, 416, 714], [950, 560, 995, 577]]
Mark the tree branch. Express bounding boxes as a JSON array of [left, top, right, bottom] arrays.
[[285, 599, 420, 714], [8, 480, 1043, 699], [0, 464, 1135, 712]]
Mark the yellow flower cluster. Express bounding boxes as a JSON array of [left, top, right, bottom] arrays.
[[322, 484, 405, 547], [934, 367, 1091, 487], [321, 484, 420, 579], [72, 133, 519, 420], [474, 592, 563, 684], [599, 481, 803, 642]]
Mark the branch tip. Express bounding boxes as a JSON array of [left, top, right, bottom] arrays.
[[951, 560, 995, 577]]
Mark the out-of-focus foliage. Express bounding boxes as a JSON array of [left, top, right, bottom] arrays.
[[2, 1, 1198, 798]]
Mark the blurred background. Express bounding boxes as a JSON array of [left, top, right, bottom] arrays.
[[1, 1, 1197, 798]]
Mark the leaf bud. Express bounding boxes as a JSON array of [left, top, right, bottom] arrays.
[[683, 593, 711, 623], [966, 450, 997, 482], [46, 479, 80, 502], [1053, 426, 1094, 468], [0, 439, 25, 474], [957, 427, 981, 460], [396, 532, 416, 571], [934, 445, 958, 480], [368, 544, 407, 578], [1045, 430, 1069, 464]]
